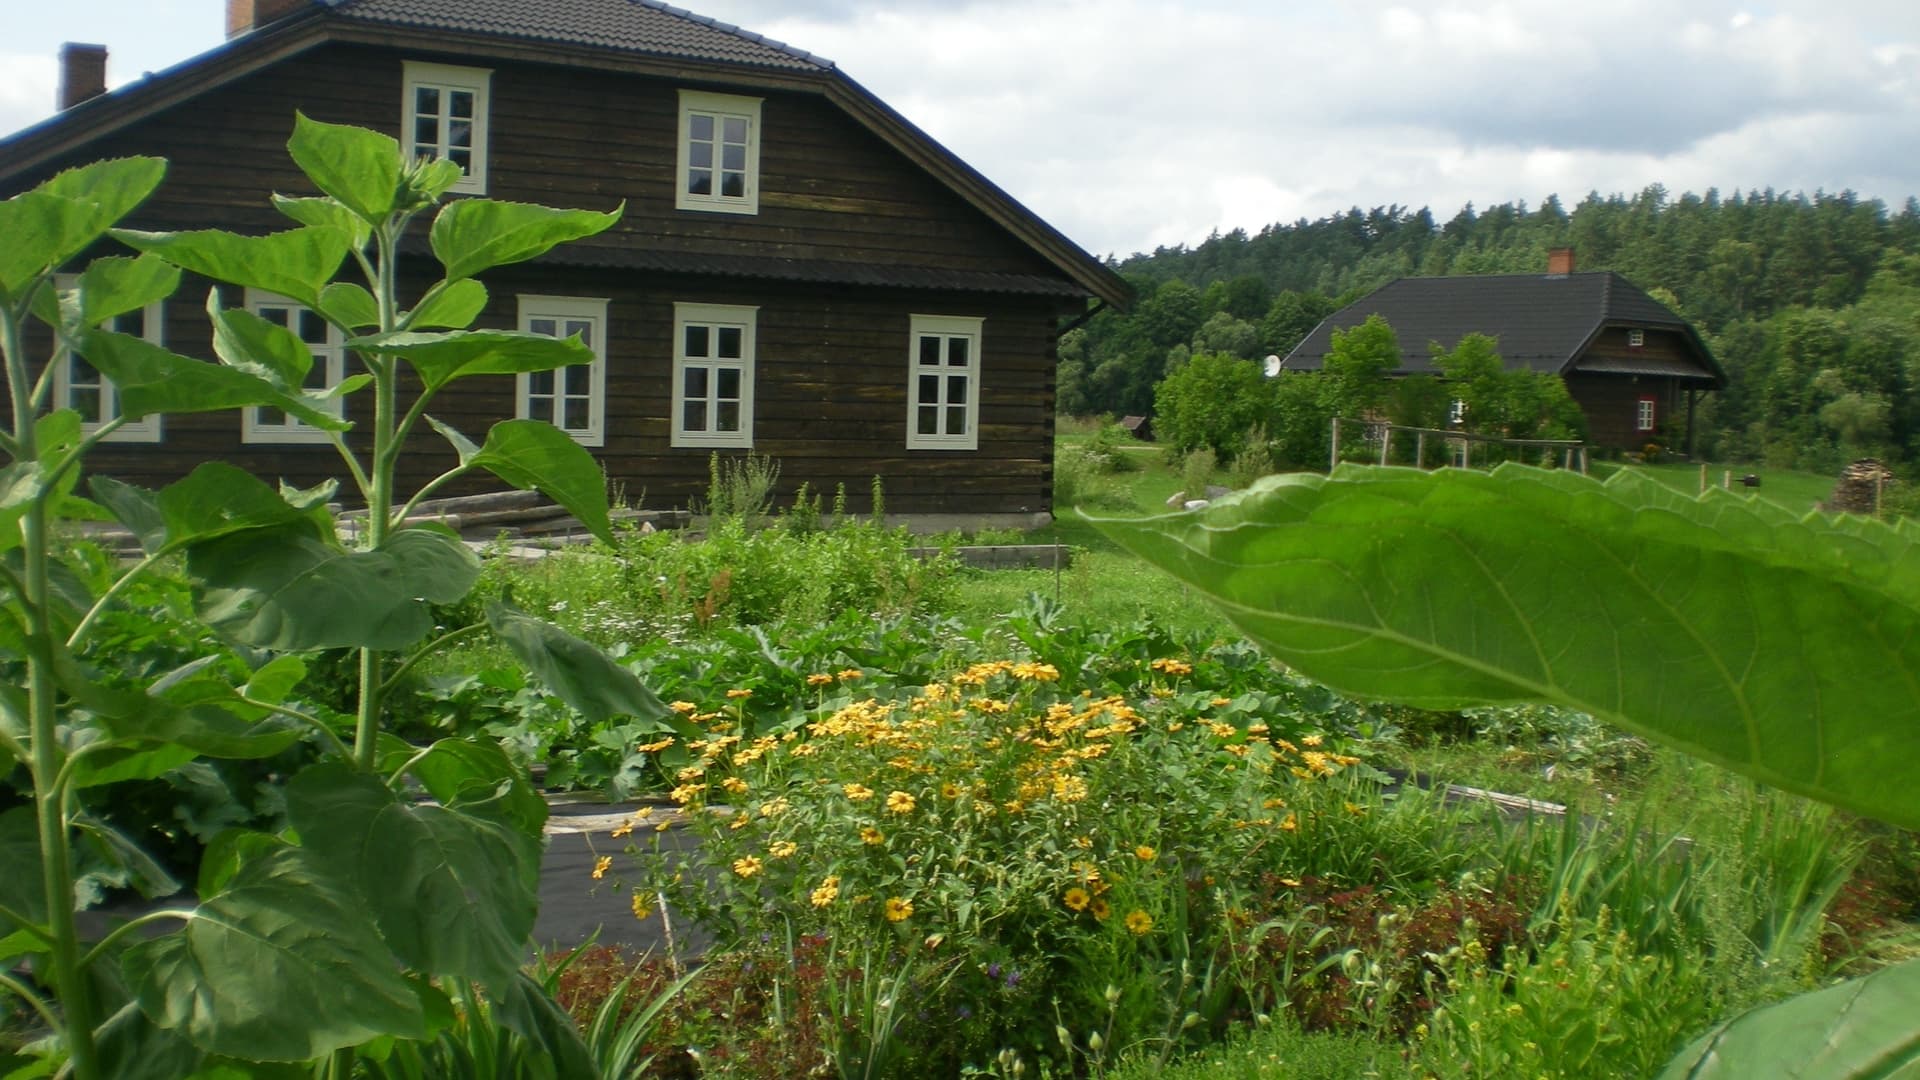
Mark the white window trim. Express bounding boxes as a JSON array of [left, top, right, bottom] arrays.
[[403, 60, 492, 195], [676, 89, 762, 215], [516, 295, 609, 447], [1627, 328, 1646, 348], [54, 274, 163, 443], [907, 314, 983, 451], [671, 302, 757, 449], [1636, 397, 1657, 433], [241, 289, 345, 445]]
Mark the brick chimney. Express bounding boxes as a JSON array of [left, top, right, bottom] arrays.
[[58, 43, 108, 111], [1546, 247, 1576, 276], [227, 0, 309, 38]]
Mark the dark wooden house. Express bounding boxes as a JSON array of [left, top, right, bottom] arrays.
[[0, 0, 1130, 524], [1282, 249, 1723, 453]]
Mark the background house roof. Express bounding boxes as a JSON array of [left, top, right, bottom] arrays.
[[326, 0, 832, 71], [1282, 270, 1720, 383]]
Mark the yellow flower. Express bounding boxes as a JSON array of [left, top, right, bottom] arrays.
[[859, 825, 885, 845], [1124, 910, 1154, 935], [725, 688, 753, 700], [811, 875, 841, 907], [769, 840, 798, 858], [843, 783, 876, 801], [1279, 877, 1302, 888], [1210, 696, 1233, 707], [669, 701, 698, 714], [721, 776, 749, 795], [635, 736, 676, 753], [631, 891, 653, 919], [836, 668, 864, 681], [610, 818, 636, 839], [940, 781, 964, 799], [1010, 661, 1060, 681], [669, 783, 704, 805], [1090, 898, 1111, 920], [1279, 813, 1298, 832], [886, 790, 917, 814], [1134, 845, 1157, 862], [1302, 734, 1323, 747], [1063, 887, 1091, 912], [884, 897, 915, 922], [1072, 835, 1093, 850], [806, 673, 835, 686], [592, 856, 612, 880], [1149, 658, 1192, 676], [758, 798, 790, 817], [732, 856, 764, 878]]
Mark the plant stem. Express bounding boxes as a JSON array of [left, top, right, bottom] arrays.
[[79, 910, 194, 969], [352, 219, 404, 770], [5, 302, 100, 1079], [380, 622, 487, 697], [67, 546, 175, 649]]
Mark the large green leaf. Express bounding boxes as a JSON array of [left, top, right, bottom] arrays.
[[95, 999, 210, 1080], [67, 254, 180, 327], [346, 329, 591, 392], [121, 844, 425, 1060], [0, 157, 166, 295], [486, 600, 676, 726], [286, 763, 539, 986], [1091, 464, 1920, 830], [190, 525, 479, 651], [270, 194, 372, 250], [1657, 957, 1920, 1078], [0, 808, 46, 936], [112, 226, 350, 309], [470, 419, 614, 544], [157, 462, 333, 547], [207, 289, 312, 389], [286, 111, 401, 225], [428, 199, 621, 282], [406, 279, 488, 330], [76, 327, 348, 431], [409, 738, 548, 837], [89, 476, 168, 554], [316, 282, 380, 331]]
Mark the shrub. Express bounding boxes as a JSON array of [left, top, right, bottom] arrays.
[[1155, 351, 1272, 460], [1181, 447, 1219, 501]]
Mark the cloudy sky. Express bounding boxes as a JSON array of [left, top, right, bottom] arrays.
[[3, 0, 1917, 260]]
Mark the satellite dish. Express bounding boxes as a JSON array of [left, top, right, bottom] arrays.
[[1263, 354, 1282, 377]]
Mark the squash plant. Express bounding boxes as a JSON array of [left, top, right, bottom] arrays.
[[0, 115, 683, 1078], [1093, 464, 1920, 1078]]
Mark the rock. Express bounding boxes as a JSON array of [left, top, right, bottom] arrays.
[[1205, 485, 1232, 499], [1182, 499, 1211, 511], [1165, 490, 1187, 508]]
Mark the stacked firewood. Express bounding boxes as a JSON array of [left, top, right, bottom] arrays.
[[1821, 459, 1898, 515]]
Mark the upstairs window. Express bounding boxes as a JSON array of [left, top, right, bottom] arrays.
[[1627, 328, 1646, 348], [1636, 396, 1657, 433], [677, 90, 762, 215], [517, 296, 608, 447], [672, 302, 757, 448], [54, 274, 163, 442], [243, 290, 345, 445], [907, 315, 982, 451], [404, 61, 491, 195]]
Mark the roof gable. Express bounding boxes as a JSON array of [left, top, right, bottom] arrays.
[[1282, 270, 1720, 384], [0, 0, 1130, 309]]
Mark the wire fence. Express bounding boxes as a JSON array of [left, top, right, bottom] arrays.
[[1330, 418, 1589, 473]]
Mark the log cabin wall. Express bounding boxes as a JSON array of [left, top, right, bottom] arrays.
[[4, 39, 1084, 514], [1563, 372, 1686, 450]]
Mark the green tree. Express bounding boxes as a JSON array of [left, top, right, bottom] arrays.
[[1321, 313, 1400, 419], [1153, 351, 1272, 460]]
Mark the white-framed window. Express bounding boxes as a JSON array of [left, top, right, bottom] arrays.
[[676, 89, 762, 215], [1627, 328, 1646, 348], [1636, 396, 1657, 433], [517, 295, 608, 447], [404, 61, 491, 195], [243, 290, 345, 445], [671, 302, 756, 448], [907, 315, 982, 451], [54, 274, 163, 442], [1447, 398, 1467, 426]]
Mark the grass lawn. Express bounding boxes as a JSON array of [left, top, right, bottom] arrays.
[[1594, 459, 1840, 514]]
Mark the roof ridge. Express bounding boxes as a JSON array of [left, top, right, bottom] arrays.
[[629, 0, 834, 68]]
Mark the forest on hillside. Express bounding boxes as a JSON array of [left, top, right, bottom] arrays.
[[1062, 187, 1920, 471]]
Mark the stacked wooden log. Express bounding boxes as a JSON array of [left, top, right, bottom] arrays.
[[1821, 459, 1898, 515]]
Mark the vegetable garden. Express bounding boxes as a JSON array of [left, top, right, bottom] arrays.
[[3, 121, 1918, 1079]]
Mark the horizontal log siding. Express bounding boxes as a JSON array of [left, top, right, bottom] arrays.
[[1563, 372, 1687, 450], [63, 268, 1067, 514]]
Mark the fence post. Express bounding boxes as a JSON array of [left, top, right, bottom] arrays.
[[1417, 431, 1427, 470], [1329, 418, 1341, 470], [1380, 426, 1392, 466]]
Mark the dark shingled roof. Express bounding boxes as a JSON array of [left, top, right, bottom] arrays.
[[1282, 271, 1720, 383], [326, 0, 832, 70]]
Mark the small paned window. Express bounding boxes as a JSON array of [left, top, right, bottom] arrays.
[[1447, 399, 1467, 426], [517, 296, 609, 447], [907, 315, 982, 451], [53, 274, 163, 442], [243, 290, 345, 444], [676, 90, 762, 215], [404, 61, 491, 195], [672, 303, 756, 448], [1636, 396, 1657, 433], [1628, 328, 1645, 348]]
